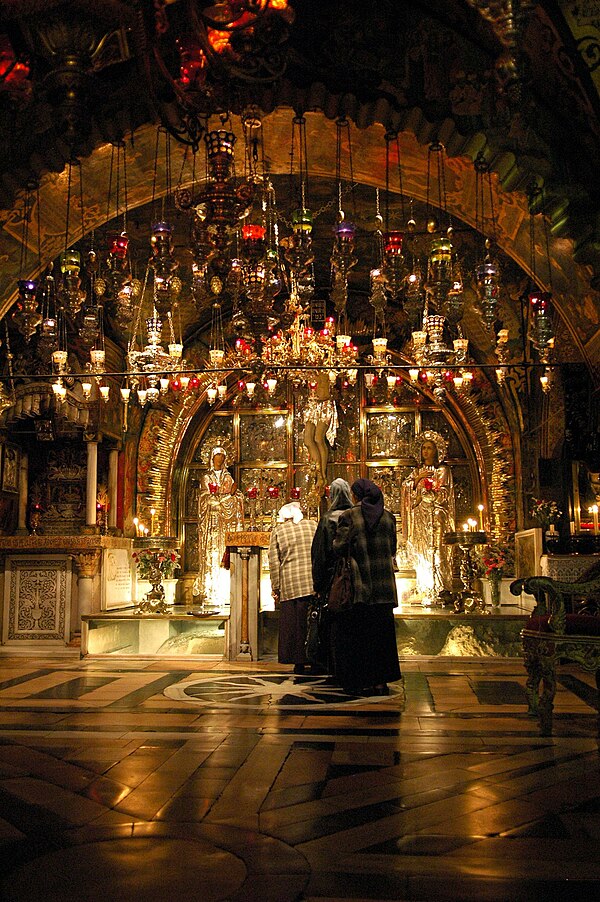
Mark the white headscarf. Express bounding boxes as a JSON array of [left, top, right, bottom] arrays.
[[277, 501, 304, 524]]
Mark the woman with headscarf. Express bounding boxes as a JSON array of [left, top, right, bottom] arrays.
[[311, 478, 354, 673], [268, 501, 317, 674], [332, 478, 401, 696], [193, 446, 244, 607]]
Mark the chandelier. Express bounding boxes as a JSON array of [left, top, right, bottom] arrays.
[[2, 108, 559, 430], [398, 142, 471, 399]]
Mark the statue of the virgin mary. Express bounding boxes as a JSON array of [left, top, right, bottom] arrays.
[[401, 430, 455, 603], [193, 446, 244, 607]]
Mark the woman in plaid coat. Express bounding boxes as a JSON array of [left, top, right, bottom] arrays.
[[332, 478, 401, 696], [269, 502, 317, 674]]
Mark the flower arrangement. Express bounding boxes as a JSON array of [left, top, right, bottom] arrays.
[[529, 497, 562, 528], [478, 542, 514, 580], [132, 548, 181, 581]]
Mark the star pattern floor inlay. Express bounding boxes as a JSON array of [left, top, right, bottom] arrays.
[[164, 673, 406, 709]]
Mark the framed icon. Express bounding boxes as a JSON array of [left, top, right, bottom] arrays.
[[1, 445, 19, 493]]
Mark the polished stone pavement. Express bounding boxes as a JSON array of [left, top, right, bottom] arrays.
[[0, 654, 598, 901]]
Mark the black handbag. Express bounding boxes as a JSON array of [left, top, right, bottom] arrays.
[[327, 554, 354, 612], [305, 596, 322, 661]]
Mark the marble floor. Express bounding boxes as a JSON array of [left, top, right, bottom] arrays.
[[0, 654, 598, 901]]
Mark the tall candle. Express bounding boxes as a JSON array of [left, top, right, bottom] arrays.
[[477, 504, 484, 531], [592, 505, 599, 535], [150, 508, 157, 536]]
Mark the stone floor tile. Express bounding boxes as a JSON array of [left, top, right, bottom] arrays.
[[0, 656, 599, 899]]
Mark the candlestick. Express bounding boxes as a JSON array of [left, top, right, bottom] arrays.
[[477, 504, 484, 531], [150, 508, 157, 537], [592, 504, 599, 535]]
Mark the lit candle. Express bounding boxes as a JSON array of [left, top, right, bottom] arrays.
[[150, 508, 157, 536], [468, 518, 477, 532], [592, 505, 599, 535], [477, 504, 484, 531], [462, 522, 469, 532], [133, 517, 139, 537]]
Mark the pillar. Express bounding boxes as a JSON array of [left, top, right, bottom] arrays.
[[238, 547, 252, 660], [108, 449, 118, 530], [85, 441, 98, 529], [16, 450, 28, 535], [72, 549, 101, 620]]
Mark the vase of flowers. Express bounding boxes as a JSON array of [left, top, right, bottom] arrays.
[[132, 546, 181, 612], [530, 497, 562, 552], [530, 497, 562, 530], [478, 542, 514, 610]]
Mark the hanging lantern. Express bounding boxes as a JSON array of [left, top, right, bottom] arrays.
[[529, 289, 555, 363], [383, 231, 406, 301], [476, 255, 501, 329], [330, 219, 357, 315], [56, 249, 86, 316], [12, 279, 41, 341]]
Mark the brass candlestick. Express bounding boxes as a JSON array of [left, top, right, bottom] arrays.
[[444, 530, 488, 613]]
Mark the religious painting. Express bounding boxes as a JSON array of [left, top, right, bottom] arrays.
[[1, 444, 19, 493], [514, 528, 543, 578]]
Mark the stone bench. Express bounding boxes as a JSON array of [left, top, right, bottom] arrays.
[[510, 574, 600, 735]]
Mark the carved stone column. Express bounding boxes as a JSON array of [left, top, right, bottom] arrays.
[[72, 549, 101, 619], [16, 450, 28, 535], [238, 547, 252, 659], [108, 449, 118, 530], [85, 441, 98, 529], [225, 531, 268, 662]]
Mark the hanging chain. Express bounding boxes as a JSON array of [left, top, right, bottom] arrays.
[[121, 143, 128, 233], [64, 161, 73, 255], [18, 184, 31, 274], [540, 187, 553, 292], [384, 132, 406, 231], [78, 159, 85, 244]]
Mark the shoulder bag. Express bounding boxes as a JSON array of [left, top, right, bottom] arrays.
[[327, 553, 354, 612]]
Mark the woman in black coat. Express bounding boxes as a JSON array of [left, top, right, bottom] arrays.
[[311, 478, 354, 673], [332, 478, 401, 696], [312, 478, 354, 596]]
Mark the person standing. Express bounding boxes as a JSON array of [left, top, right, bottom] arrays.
[[311, 477, 354, 673], [268, 501, 317, 674], [332, 478, 401, 696]]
